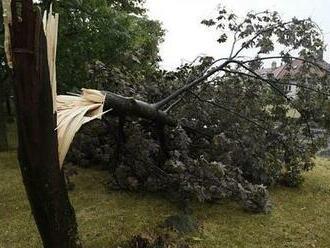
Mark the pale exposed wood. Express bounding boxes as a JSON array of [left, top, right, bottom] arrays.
[[56, 89, 108, 167], [40, 7, 110, 167], [1, 0, 12, 68], [43, 5, 59, 113]]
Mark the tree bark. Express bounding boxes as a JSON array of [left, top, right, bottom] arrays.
[[104, 91, 176, 126], [10, 1, 81, 247], [5, 75, 13, 119], [0, 75, 8, 151]]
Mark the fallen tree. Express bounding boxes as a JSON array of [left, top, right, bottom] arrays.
[[3, 1, 330, 246], [67, 8, 330, 212]]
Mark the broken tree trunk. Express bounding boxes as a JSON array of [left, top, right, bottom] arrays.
[[10, 1, 81, 247], [103, 91, 176, 126], [0, 75, 9, 151]]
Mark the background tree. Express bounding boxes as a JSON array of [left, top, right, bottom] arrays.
[[50, 0, 164, 93]]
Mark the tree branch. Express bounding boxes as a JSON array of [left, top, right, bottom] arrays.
[[230, 60, 315, 144], [153, 60, 231, 109], [243, 56, 330, 73], [103, 91, 176, 126], [231, 20, 304, 59], [231, 60, 291, 101], [187, 90, 268, 131], [221, 68, 330, 97]]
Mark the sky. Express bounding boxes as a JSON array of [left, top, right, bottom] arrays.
[[145, 0, 330, 70]]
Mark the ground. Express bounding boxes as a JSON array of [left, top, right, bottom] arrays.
[[1, 150, 330, 248]]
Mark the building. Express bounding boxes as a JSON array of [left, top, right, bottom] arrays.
[[258, 56, 330, 98]]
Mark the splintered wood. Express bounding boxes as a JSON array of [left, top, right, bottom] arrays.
[[43, 5, 59, 113], [56, 89, 107, 167], [2, 0, 12, 68], [2, 3, 108, 168], [43, 7, 107, 167]]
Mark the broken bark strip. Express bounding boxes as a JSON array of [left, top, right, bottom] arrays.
[[104, 91, 177, 126], [10, 1, 81, 247]]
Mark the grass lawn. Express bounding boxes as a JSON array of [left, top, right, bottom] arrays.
[[1, 150, 330, 248]]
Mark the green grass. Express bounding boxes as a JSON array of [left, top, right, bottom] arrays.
[[1, 151, 330, 248]]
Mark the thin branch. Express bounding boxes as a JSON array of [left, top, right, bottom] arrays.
[[231, 60, 291, 101], [165, 97, 184, 113], [228, 11, 269, 59], [202, 57, 230, 74], [231, 20, 310, 59], [153, 60, 231, 109], [187, 90, 269, 131], [221, 68, 330, 97], [229, 34, 237, 59], [182, 124, 213, 139], [231, 60, 315, 145], [243, 56, 330, 73], [274, 81, 330, 96]]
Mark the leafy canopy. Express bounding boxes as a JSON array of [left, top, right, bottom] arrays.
[[48, 0, 164, 92]]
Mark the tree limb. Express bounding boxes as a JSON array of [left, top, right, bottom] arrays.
[[104, 91, 176, 126], [153, 60, 231, 109]]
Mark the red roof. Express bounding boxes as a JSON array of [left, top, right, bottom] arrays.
[[257, 58, 330, 79]]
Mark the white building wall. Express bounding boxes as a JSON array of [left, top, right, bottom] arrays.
[[287, 82, 298, 98]]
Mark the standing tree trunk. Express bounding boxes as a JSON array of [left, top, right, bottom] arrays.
[[9, 1, 81, 247], [5, 75, 14, 121], [0, 75, 9, 151]]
